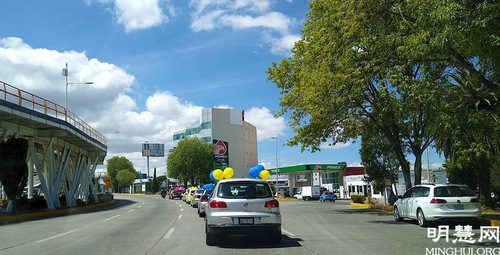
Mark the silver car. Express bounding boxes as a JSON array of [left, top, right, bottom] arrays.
[[197, 189, 212, 217], [393, 184, 481, 227], [205, 178, 281, 246]]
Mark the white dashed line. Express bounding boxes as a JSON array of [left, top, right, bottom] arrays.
[[36, 229, 77, 243], [128, 209, 135, 212], [178, 214, 182, 219], [105, 215, 121, 221], [164, 228, 175, 239], [282, 229, 296, 237]]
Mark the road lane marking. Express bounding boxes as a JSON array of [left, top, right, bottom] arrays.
[[181, 208, 184, 212], [128, 209, 135, 212], [282, 229, 296, 237], [178, 214, 182, 219], [36, 229, 77, 243], [105, 214, 121, 221], [138, 205, 142, 208], [164, 228, 175, 239]]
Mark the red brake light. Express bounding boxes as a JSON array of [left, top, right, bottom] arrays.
[[430, 198, 447, 204], [201, 198, 208, 202], [265, 199, 279, 208], [470, 198, 480, 203], [209, 200, 227, 208]]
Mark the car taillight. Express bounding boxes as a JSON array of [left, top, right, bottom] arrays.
[[201, 198, 208, 202], [209, 200, 227, 208], [470, 198, 480, 203], [430, 198, 447, 204], [265, 199, 279, 208]]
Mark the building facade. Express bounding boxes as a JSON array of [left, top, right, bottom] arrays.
[[173, 108, 258, 179]]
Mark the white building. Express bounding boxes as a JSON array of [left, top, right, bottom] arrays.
[[173, 108, 258, 178]]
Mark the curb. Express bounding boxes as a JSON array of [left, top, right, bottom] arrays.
[[349, 202, 498, 226], [0, 200, 116, 224]]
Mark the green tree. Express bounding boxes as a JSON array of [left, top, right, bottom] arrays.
[[116, 170, 136, 193], [167, 137, 213, 186], [435, 75, 499, 207], [267, 0, 446, 190], [106, 156, 135, 192], [360, 128, 400, 204], [0, 138, 29, 213], [152, 167, 159, 193]]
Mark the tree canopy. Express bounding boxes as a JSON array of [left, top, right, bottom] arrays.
[[167, 137, 213, 187], [106, 156, 136, 192], [267, 0, 499, 201], [116, 170, 136, 193]]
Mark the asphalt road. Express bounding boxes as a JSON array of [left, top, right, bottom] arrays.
[[0, 195, 497, 255]]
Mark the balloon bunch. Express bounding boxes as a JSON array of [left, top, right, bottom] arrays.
[[248, 164, 270, 180], [209, 167, 234, 182]]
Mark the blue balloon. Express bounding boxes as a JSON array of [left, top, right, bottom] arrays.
[[249, 166, 260, 178], [255, 164, 265, 171], [210, 171, 216, 182]]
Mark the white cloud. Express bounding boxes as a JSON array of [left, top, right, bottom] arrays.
[[88, 0, 172, 32], [188, 0, 301, 55], [319, 141, 352, 150], [115, 0, 169, 32], [0, 37, 204, 173], [244, 107, 286, 141]]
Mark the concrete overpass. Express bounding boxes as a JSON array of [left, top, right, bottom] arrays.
[[0, 81, 107, 210]]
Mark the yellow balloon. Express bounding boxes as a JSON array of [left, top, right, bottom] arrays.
[[259, 170, 270, 180], [213, 169, 223, 180], [223, 167, 234, 179]]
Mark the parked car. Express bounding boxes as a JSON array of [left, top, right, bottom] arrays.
[[185, 189, 196, 204], [293, 191, 303, 200], [205, 178, 281, 246], [198, 189, 213, 217], [393, 184, 481, 227], [319, 191, 336, 202], [190, 189, 205, 208], [169, 186, 185, 200]]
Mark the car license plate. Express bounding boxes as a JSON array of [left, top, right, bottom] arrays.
[[239, 217, 254, 225], [453, 204, 464, 210]]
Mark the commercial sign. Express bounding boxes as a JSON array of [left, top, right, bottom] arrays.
[[142, 143, 164, 157], [213, 139, 229, 166]]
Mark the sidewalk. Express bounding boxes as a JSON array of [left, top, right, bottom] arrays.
[[0, 200, 115, 224]]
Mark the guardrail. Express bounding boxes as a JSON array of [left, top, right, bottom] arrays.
[[0, 81, 106, 146]]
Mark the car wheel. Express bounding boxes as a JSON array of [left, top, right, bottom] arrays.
[[394, 206, 403, 221], [205, 225, 217, 246], [417, 209, 428, 227]]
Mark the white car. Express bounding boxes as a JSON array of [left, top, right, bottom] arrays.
[[205, 178, 281, 246], [293, 191, 303, 200], [393, 184, 481, 227]]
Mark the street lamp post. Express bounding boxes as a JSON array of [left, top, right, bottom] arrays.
[[62, 62, 93, 109], [272, 137, 279, 196]]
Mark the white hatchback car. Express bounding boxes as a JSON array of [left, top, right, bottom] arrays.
[[205, 178, 281, 246], [393, 184, 481, 227]]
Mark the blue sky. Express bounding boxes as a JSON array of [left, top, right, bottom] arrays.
[[0, 0, 443, 176]]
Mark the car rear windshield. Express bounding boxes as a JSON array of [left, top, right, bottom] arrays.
[[434, 186, 476, 197], [217, 182, 272, 199]]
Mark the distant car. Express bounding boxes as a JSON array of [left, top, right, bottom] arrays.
[[205, 178, 281, 246], [197, 189, 212, 217], [190, 189, 205, 208], [186, 189, 196, 204], [393, 184, 481, 227], [319, 191, 336, 202], [293, 191, 303, 200]]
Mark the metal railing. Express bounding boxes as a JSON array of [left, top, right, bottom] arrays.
[[0, 81, 106, 146]]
